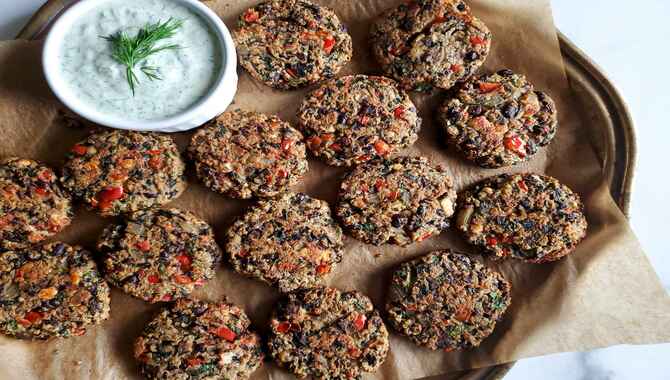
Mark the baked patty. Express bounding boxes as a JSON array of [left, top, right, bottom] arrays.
[[297, 75, 421, 166], [234, 0, 353, 89], [0, 158, 73, 251], [336, 156, 457, 246], [386, 250, 511, 351], [134, 298, 264, 379], [188, 110, 309, 199], [226, 192, 343, 293], [456, 173, 587, 263], [61, 130, 186, 216], [268, 286, 389, 379], [97, 207, 222, 303], [370, 0, 491, 92], [0, 242, 110, 340], [438, 69, 558, 168]]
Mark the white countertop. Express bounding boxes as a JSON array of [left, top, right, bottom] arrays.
[[0, 0, 668, 379]]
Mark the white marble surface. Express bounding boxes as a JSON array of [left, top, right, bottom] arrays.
[[0, 0, 668, 379]]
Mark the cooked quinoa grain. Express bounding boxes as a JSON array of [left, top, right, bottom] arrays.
[[0, 158, 73, 251], [268, 287, 389, 379], [0, 242, 110, 340], [370, 0, 491, 92], [97, 208, 222, 303], [188, 110, 308, 199], [386, 250, 511, 351], [297, 75, 421, 167], [438, 70, 558, 168], [234, 0, 353, 90], [61, 130, 186, 216], [134, 298, 264, 380], [337, 156, 457, 246], [456, 173, 587, 263], [226, 192, 343, 293]]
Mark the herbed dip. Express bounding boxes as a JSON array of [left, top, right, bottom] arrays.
[[58, 0, 222, 120]]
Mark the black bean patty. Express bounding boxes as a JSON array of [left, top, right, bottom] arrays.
[[61, 130, 186, 217], [0, 242, 110, 340], [134, 298, 264, 379], [438, 70, 558, 168], [370, 0, 491, 92], [337, 156, 457, 246], [97, 207, 222, 303], [226, 192, 344, 293], [234, 0, 353, 89], [297, 75, 421, 167], [386, 250, 511, 351], [268, 286, 389, 379], [0, 157, 73, 251], [188, 110, 309, 199], [456, 173, 587, 263]]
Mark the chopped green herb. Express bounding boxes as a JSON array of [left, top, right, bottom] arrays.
[[101, 18, 183, 95]]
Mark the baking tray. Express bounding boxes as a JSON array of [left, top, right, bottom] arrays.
[[12, 1, 637, 379]]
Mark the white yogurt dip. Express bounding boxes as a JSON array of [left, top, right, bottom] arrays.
[[57, 0, 222, 121]]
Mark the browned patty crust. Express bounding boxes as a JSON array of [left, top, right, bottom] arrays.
[[456, 173, 587, 263], [97, 207, 222, 303], [386, 250, 511, 351], [188, 110, 309, 199], [370, 0, 491, 92], [226, 192, 344, 293], [0, 242, 110, 340], [61, 130, 186, 217], [0, 158, 73, 251], [336, 156, 457, 246], [134, 298, 264, 379], [438, 70, 558, 168], [297, 75, 421, 167], [234, 0, 353, 89], [268, 287, 389, 379]]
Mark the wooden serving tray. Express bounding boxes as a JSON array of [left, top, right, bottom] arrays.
[[13, 1, 637, 379]]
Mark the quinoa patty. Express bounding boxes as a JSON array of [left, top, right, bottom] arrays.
[[97, 207, 222, 303], [268, 287, 389, 379], [61, 130, 186, 217], [0, 158, 73, 251], [188, 110, 308, 199], [370, 0, 491, 92], [386, 250, 511, 351], [438, 70, 558, 168], [297, 75, 421, 167], [234, 0, 353, 90], [336, 156, 457, 246], [456, 173, 587, 263], [0, 242, 110, 340], [226, 192, 343, 293], [134, 298, 264, 379]]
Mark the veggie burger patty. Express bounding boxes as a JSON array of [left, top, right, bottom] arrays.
[[268, 286, 389, 379], [234, 0, 353, 89], [297, 74, 421, 167], [0, 242, 110, 340], [97, 207, 222, 303], [386, 250, 511, 351], [61, 130, 186, 217], [0, 157, 73, 251]]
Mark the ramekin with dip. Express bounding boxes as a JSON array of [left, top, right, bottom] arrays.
[[43, 0, 237, 132]]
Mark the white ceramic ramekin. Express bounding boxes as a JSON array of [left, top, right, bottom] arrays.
[[42, 0, 237, 133]]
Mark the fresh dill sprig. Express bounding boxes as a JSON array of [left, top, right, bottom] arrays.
[[101, 18, 183, 95]]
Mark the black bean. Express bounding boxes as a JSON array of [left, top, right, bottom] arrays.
[[465, 51, 479, 61], [456, 2, 467, 11], [391, 215, 407, 228], [502, 103, 518, 118], [446, 107, 460, 121], [469, 105, 483, 116], [401, 18, 414, 31], [497, 69, 514, 76]]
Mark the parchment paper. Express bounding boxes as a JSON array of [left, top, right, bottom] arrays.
[[0, 1, 669, 379]]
